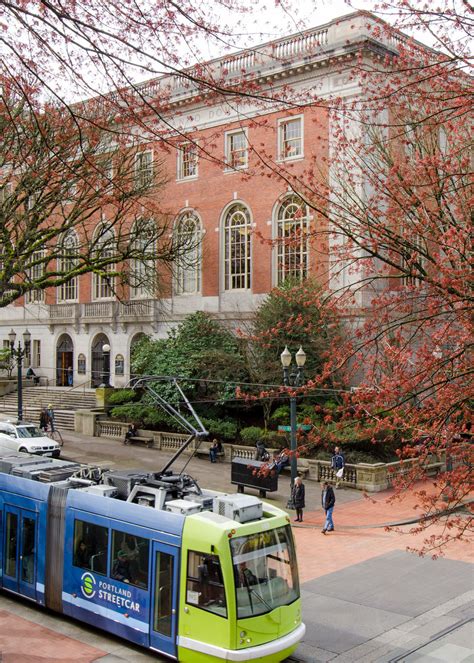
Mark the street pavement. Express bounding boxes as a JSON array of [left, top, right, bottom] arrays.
[[0, 431, 472, 662]]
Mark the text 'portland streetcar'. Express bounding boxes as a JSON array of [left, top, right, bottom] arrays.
[[0, 453, 304, 662]]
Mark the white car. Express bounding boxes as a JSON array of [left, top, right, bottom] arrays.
[[0, 418, 61, 458]]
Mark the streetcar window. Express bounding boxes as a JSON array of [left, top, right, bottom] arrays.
[[110, 530, 149, 589], [153, 551, 174, 637], [230, 525, 300, 619], [73, 520, 108, 575], [186, 551, 227, 618]]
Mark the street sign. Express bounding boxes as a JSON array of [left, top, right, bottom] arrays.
[[278, 424, 312, 432]]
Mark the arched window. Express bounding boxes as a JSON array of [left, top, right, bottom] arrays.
[[93, 225, 115, 300], [57, 233, 79, 302], [276, 195, 309, 284], [224, 203, 251, 290], [130, 218, 156, 299], [175, 212, 201, 295]]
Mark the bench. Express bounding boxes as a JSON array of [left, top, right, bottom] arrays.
[[124, 436, 154, 448], [281, 464, 309, 478], [195, 447, 225, 461]]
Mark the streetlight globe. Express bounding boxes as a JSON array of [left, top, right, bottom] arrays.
[[280, 346, 292, 368], [8, 329, 16, 345], [103, 344, 111, 353], [23, 329, 31, 344], [295, 346, 306, 367]]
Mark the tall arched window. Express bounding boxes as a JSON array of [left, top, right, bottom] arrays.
[[276, 195, 309, 285], [57, 232, 79, 301], [93, 225, 115, 300], [175, 212, 201, 295], [224, 203, 251, 290], [130, 218, 156, 299]]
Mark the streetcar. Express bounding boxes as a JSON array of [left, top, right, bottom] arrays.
[[0, 453, 305, 662]]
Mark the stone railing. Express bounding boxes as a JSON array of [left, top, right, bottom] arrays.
[[92, 422, 443, 492]]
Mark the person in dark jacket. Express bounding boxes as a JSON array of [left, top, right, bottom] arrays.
[[255, 439, 269, 462], [39, 408, 49, 432], [321, 481, 336, 533], [292, 476, 305, 522]]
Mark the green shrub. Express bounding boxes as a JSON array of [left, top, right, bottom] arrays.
[[269, 406, 290, 426], [107, 388, 137, 405], [201, 418, 238, 441], [240, 426, 265, 446]]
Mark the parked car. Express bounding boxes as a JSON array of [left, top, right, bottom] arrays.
[[0, 417, 60, 457]]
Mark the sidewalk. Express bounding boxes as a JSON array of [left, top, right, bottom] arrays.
[[0, 431, 472, 662]]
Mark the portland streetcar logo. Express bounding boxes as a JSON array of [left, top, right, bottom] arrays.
[[81, 572, 97, 599]]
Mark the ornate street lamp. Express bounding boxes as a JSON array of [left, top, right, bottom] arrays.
[[281, 345, 306, 508], [8, 328, 31, 421], [101, 343, 111, 388]]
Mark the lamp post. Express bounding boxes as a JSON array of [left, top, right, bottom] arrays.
[[101, 344, 111, 388], [8, 328, 31, 422], [281, 345, 306, 508], [432, 345, 454, 499]]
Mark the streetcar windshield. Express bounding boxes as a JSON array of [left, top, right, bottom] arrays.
[[230, 525, 299, 618], [17, 426, 44, 439]]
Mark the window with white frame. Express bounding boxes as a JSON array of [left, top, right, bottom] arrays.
[[174, 212, 201, 295], [177, 143, 198, 180], [93, 227, 115, 299], [276, 195, 309, 284], [225, 130, 248, 169], [32, 340, 41, 368], [57, 233, 79, 302], [224, 204, 251, 290], [135, 150, 153, 189], [25, 250, 46, 303], [130, 219, 156, 299], [278, 117, 303, 160]]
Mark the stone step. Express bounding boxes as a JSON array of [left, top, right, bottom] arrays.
[[0, 408, 76, 430]]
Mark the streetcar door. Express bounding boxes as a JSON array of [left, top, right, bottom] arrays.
[[149, 542, 179, 658], [2, 507, 37, 600]]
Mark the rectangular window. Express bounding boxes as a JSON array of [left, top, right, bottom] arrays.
[[231, 525, 299, 619], [25, 250, 45, 304], [278, 117, 303, 160], [110, 530, 149, 589], [32, 340, 41, 368], [135, 150, 153, 189], [5, 512, 17, 578], [186, 551, 227, 617], [153, 551, 174, 636], [177, 143, 198, 180], [225, 130, 248, 169], [94, 265, 114, 299], [73, 520, 109, 576]]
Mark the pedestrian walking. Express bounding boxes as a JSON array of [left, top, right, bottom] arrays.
[[321, 481, 336, 534], [46, 404, 55, 433], [67, 365, 73, 386], [331, 446, 345, 488], [39, 408, 49, 433], [292, 476, 305, 522]]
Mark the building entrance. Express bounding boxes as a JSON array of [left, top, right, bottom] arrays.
[[56, 334, 73, 387]]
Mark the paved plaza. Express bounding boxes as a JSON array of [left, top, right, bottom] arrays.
[[0, 432, 472, 662]]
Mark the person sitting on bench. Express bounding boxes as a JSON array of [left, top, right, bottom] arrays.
[[26, 367, 40, 385], [124, 423, 138, 444]]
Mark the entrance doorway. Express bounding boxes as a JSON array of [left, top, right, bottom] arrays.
[[91, 334, 110, 388], [56, 334, 73, 387]]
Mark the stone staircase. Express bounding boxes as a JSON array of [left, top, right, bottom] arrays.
[[0, 386, 97, 431]]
